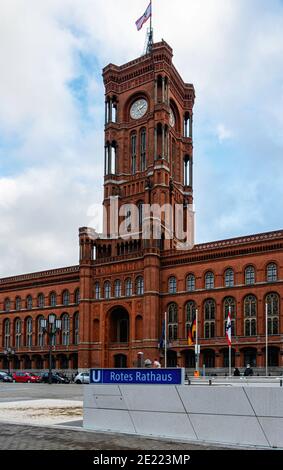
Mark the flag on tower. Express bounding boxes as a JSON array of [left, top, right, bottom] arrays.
[[226, 309, 232, 346], [136, 2, 152, 31], [188, 314, 197, 346]]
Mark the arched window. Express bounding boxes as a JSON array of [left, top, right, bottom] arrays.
[[114, 280, 122, 298], [267, 263, 277, 283], [37, 293, 45, 309], [136, 276, 144, 295], [131, 132, 137, 174], [244, 295, 257, 336], [105, 141, 117, 175], [266, 293, 279, 335], [74, 288, 80, 305], [140, 128, 146, 171], [62, 314, 70, 346], [205, 272, 214, 290], [138, 202, 144, 228], [4, 319, 10, 348], [204, 299, 215, 338], [183, 155, 191, 186], [95, 282, 101, 300], [15, 297, 22, 311], [4, 298, 10, 312], [223, 297, 236, 336], [25, 317, 33, 348], [15, 319, 22, 349], [168, 303, 178, 341], [225, 268, 234, 288], [74, 312, 79, 345], [50, 292, 57, 308], [26, 295, 33, 310], [37, 316, 45, 347], [185, 301, 196, 338], [104, 281, 111, 299], [168, 276, 177, 294], [62, 290, 70, 306], [186, 274, 195, 292], [245, 266, 255, 285], [125, 279, 133, 297]]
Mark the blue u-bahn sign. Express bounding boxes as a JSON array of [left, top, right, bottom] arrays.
[[90, 368, 184, 385]]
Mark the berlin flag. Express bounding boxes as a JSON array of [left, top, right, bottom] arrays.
[[136, 2, 152, 31], [226, 309, 232, 346]]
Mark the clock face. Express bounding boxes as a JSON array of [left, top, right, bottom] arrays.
[[169, 108, 176, 127], [130, 99, 148, 120]]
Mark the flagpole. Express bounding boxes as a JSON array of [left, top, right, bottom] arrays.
[[229, 306, 232, 377], [265, 302, 268, 377], [195, 308, 199, 374], [164, 311, 167, 369], [149, 0, 153, 52]]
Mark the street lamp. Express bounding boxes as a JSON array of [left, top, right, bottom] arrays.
[[40, 314, 61, 385], [4, 347, 16, 375]]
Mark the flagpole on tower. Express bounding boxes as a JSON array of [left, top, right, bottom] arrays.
[[147, 0, 153, 53]]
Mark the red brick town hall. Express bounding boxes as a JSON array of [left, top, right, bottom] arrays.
[[0, 41, 282, 374]]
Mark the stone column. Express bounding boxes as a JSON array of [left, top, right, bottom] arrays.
[[162, 77, 165, 103], [166, 129, 169, 161], [154, 79, 158, 104], [109, 98, 112, 123], [105, 100, 108, 125], [162, 125, 165, 158], [108, 145, 112, 175], [114, 145, 118, 174], [189, 157, 193, 187], [104, 145, 108, 175], [154, 127, 157, 160], [189, 113, 193, 139]]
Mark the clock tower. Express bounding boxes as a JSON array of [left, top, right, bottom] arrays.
[[100, 40, 195, 255]]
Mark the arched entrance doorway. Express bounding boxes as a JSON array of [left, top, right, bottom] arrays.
[[221, 348, 236, 368], [109, 307, 129, 343], [202, 349, 215, 368], [167, 350, 177, 367], [114, 354, 127, 368], [182, 350, 195, 368], [242, 348, 257, 367]]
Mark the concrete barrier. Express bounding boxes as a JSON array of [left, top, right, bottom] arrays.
[[83, 385, 283, 448]]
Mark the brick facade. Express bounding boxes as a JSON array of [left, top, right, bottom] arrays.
[[0, 41, 282, 373]]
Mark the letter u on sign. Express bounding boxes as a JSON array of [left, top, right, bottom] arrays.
[[91, 370, 102, 383]]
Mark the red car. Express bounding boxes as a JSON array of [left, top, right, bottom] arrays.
[[12, 372, 41, 383]]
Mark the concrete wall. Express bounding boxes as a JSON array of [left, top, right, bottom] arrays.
[[84, 385, 283, 448]]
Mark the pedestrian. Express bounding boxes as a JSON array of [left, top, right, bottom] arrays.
[[233, 367, 240, 377], [153, 358, 161, 368], [244, 364, 253, 377], [144, 359, 152, 368]]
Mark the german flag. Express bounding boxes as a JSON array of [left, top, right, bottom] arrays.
[[188, 315, 196, 346]]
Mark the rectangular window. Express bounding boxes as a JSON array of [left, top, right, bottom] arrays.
[[140, 130, 146, 171], [131, 134, 137, 174]]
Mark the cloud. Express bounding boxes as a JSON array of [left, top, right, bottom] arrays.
[[0, 0, 283, 276], [216, 124, 234, 143]]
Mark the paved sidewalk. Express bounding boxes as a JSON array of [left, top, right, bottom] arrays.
[[0, 423, 227, 450]]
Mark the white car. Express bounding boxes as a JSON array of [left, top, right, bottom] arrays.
[[74, 372, 90, 384]]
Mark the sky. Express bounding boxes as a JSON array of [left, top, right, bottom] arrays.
[[0, 0, 283, 277]]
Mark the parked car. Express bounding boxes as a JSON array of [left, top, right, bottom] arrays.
[[74, 372, 90, 384], [40, 372, 69, 384], [55, 372, 70, 384], [12, 372, 41, 383], [0, 371, 13, 383]]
